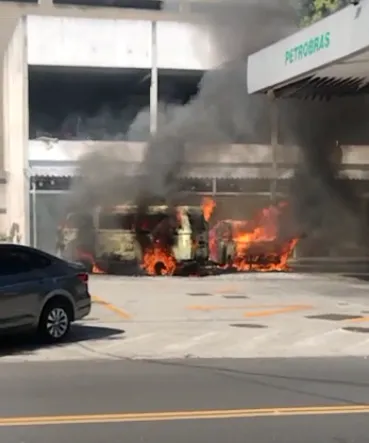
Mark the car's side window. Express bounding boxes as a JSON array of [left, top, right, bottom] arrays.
[[0, 253, 30, 276], [0, 249, 52, 276], [24, 251, 52, 271]]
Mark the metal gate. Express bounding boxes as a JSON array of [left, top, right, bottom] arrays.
[[30, 190, 71, 254]]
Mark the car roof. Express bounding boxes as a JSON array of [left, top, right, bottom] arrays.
[[0, 243, 67, 263], [0, 242, 31, 247], [0, 242, 25, 247], [0, 243, 56, 256]]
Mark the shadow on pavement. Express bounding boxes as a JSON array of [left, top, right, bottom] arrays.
[[341, 274, 369, 282], [0, 324, 125, 358], [144, 358, 369, 406]]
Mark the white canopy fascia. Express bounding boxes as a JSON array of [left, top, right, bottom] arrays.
[[247, 1, 369, 97]]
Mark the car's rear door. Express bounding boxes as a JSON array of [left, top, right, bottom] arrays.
[[0, 246, 53, 329]]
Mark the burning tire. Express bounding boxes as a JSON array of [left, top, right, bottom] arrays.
[[154, 261, 167, 276], [218, 241, 236, 266], [219, 243, 228, 266]]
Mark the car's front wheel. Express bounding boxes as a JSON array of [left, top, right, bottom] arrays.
[[38, 300, 72, 343]]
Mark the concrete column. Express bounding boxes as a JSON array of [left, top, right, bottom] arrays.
[[1, 17, 29, 244], [39, 0, 53, 7], [268, 90, 279, 203]]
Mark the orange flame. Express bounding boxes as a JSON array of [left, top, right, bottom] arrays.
[[202, 197, 216, 222], [141, 243, 177, 276], [92, 263, 105, 274], [209, 202, 298, 272], [77, 249, 105, 274]]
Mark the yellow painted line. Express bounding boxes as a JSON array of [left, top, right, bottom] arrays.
[[0, 405, 369, 427], [346, 316, 369, 323], [187, 304, 281, 311], [187, 304, 311, 312], [244, 305, 313, 318], [214, 286, 240, 294], [187, 304, 248, 311], [92, 295, 132, 320]]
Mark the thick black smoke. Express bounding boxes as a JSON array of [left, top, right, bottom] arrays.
[[72, 0, 298, 208], [71, 0, 369, 254], [281, 96, 369, 254]]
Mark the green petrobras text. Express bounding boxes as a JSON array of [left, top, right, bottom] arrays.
[[285, 32, 330, 65]]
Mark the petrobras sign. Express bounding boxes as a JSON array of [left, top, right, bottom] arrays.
[[284, 31, 331, 65]]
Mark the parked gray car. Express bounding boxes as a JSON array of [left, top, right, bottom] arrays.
[[0, 243, 91, 343]]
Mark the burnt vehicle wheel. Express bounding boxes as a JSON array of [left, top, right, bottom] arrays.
[[38, 298, 72, 343], [154, 261, 166, 275], [218, 243, 228, 266]]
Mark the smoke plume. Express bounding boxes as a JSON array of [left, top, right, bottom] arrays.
[[282, 95, 369, 253], [72, 0, 298, 206], [71, 0, 369, 253]]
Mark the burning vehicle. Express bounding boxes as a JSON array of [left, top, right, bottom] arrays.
[[59, 203, 210, 276], [58, 196, 298, 275], [209, 201, 299, 272]]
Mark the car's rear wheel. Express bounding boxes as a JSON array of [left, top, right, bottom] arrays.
[[38, 299, 72, 343]]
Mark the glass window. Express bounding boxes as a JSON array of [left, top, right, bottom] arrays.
[[53, 0, 162, 9], [99, 212, 172, 231], [98, 214, 135, 230], [0, 247, 52, 276], [135, 213, 168, 233], [64, 213, 93, 229], [0, 0, 37, 2], [188, 211, 206, 231]]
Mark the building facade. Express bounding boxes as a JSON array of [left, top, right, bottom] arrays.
[[0, 0, 225, 246], [3, 0, 369, 257]]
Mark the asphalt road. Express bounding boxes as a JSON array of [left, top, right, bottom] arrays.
[[0, 357, 369, 442]]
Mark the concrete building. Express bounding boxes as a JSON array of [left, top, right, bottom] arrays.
[[0, 0, 228, 246], [0, 0, 297, 252], [6, 0, 369, 256]]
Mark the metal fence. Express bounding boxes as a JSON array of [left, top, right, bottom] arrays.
[[30, 190, 71, 254]]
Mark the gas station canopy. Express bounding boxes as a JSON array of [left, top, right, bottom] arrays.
[[247, 1, 369, 99]]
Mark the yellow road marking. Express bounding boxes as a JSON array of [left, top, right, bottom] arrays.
[[244, 305, 313, 318], [0, 405, 369, 427], [188, 304, 281, 311], [92, 295, 132, 320], [346, 316, 369, 323], [187, 304, 312, 312], [214, 286, 240, 294]]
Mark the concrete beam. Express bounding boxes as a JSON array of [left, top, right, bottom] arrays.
[[0, 1, 198, 22]]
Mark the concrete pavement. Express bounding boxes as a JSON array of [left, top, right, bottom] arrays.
[[0, 358, 369, 442], [1, 273, 369, 361]]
